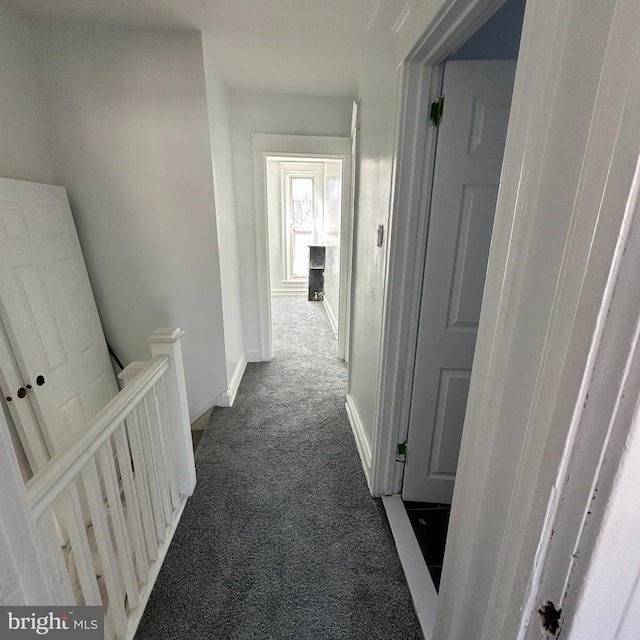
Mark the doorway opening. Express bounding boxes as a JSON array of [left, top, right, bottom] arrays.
[[398, 0, 526, 592], [252, 134, 353, 363], [265, 155, 347, 359]]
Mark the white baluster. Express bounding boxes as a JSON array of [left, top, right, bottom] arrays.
[[152, 380, 180, 511], [133, 401, 164, 543], [81, 458, 126, 637], [97, 440, 139, 609], [112, 424, 148, 583], [118, 364, 159, 560], [147, 328, 196, 496], [124, 410, 158, 559], [58, 482, 102, 606], [141, 391, 172, 528], [37, 510, 76, 605]]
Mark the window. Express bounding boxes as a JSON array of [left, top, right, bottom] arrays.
[[286, 174, 319, 279]]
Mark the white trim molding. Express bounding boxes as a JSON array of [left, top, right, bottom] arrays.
[[516, 2, 640, 635], [191, 391, 223, 422], [372, 60, 438, 497], [190, 409, 213, 431], [252, 134, 352, 155], [271, 289, 307, 297], [245, 350, 262, 363], [345, 394, 372, 486], [382, 495, 438, 639], [217, 353, 248, 408], [252, 133, 352, 363], [271, 286, 307, 297], [323, 299, 338, 336]]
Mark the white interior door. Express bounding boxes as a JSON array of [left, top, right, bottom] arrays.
[[402, 60, 516, 503], [0, 178, 118, 466]]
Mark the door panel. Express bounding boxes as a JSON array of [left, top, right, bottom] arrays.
[[429, 369, 471, 479], [0, 178, 118, 465], [448, 184, 499, 329], [402, 60, 516, 503]]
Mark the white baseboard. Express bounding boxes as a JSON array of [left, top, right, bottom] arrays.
[[245, 350, 262, 363], [190, 392, 223, 424], [323, 299, 338, 335], [271, 288, 307, 297], [190, 409, 212, 431], [217, 353, 247, 407], [382, 495, 438, 639], [345, 393, 373, 485]]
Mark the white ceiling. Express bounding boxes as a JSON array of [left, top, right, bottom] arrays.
[[8, 0, 382, 97]]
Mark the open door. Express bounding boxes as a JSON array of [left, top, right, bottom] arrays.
[[402, 60, 516, 503]]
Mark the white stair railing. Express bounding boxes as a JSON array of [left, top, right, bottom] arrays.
[[24, 328, 196, 640]]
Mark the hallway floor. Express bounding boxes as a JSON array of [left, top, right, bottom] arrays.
[[135, 297, 422, 639]]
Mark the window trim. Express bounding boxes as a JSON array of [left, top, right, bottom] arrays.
[[283, 170, 322, 280]]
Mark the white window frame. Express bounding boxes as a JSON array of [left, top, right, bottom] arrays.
[[284, 171, 321, 280]]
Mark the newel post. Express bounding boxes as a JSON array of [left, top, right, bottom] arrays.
[[147, 328, 196, 496]]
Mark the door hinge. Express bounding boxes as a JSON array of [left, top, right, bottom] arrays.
[[430, 96, 445, 126], [396, 442, 407, 459]]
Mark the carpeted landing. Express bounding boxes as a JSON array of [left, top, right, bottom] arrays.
[[135, 297, 422, 640]]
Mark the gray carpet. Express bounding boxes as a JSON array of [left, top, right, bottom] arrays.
[[135, 297, 422, 639]]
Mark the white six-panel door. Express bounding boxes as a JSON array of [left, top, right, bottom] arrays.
[[0, 178, 118, 468], [402, 60, 516, 503]]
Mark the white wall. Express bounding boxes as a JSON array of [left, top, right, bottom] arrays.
[[227, 89, 353, 355], [0, 3, 53, 184], [32, 22, 227, 421], [322, 160, 343, 332], [201, 40, 247, 396], [347, 3, 408, 452]]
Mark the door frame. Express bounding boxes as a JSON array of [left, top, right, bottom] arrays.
[[371, 0, 505, 498], [373, 0, 640, 637], [252, 133, 352, 361]]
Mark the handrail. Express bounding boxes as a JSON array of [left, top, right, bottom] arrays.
[[26, 355, 170, 519]]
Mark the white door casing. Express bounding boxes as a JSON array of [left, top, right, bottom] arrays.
[[252, 134, 352, 361], [0, 178, 118, 465], [339, 101, 359, 363], [403, 60, 516, 503]]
